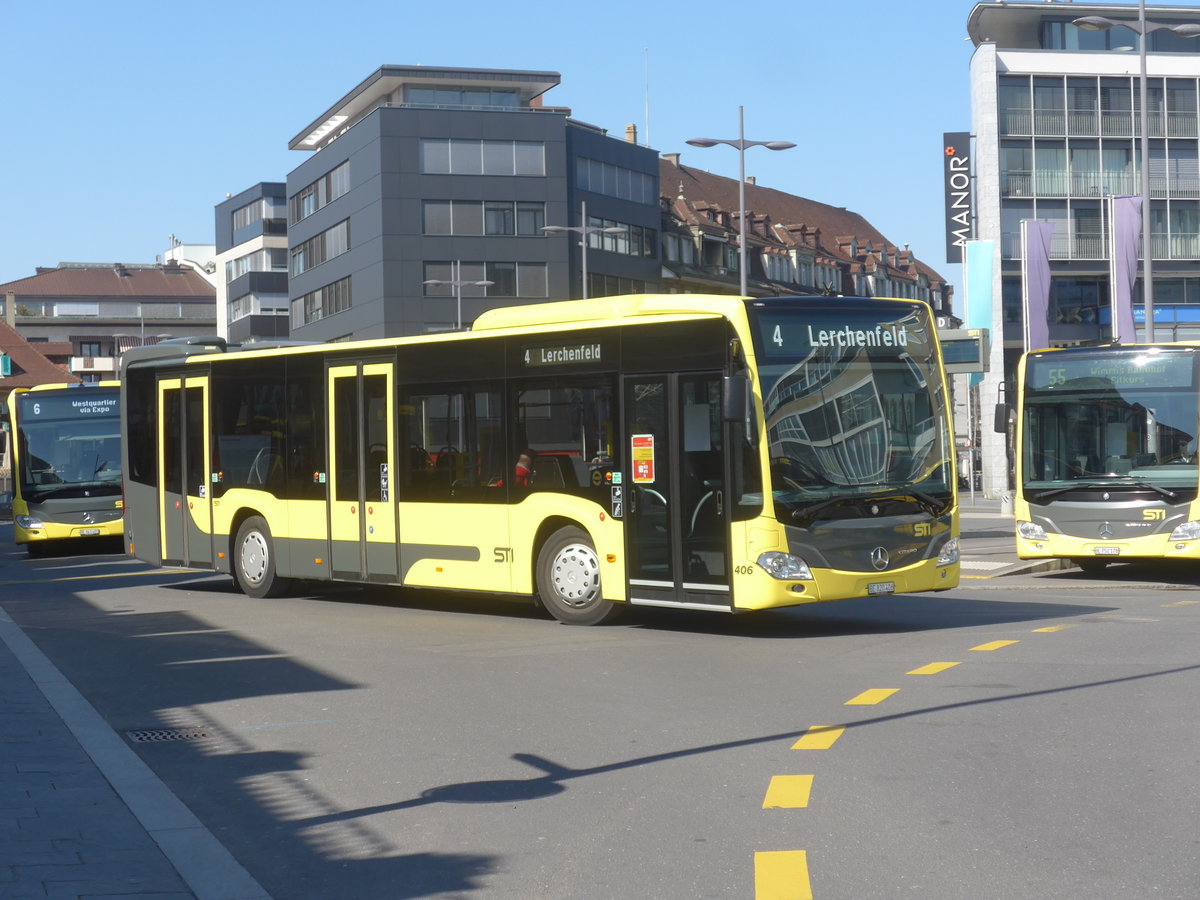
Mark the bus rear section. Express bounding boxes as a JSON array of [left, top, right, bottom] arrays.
[[8, 382, 124, 554], [1015, 345, 1200, 570]]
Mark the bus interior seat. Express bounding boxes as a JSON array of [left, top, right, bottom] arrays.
[[531, 455, 575, 488]]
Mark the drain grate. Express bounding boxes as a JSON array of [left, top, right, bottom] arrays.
[[125, 727, 210, 743]]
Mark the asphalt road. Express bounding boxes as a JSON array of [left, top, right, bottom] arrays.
[[1, 527, 1198, 899]]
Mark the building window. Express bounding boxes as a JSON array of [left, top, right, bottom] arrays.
[[422, 261, 548, 299], [420, 139, 545, 176], [405, 86, 519, 108], [79, 341, 102, 356], [226, 247, 287, 282], [291, 276, 352, 328], [55, 302, 99, 317], [291, 220, 350, 276], [289, 161, 350, 225], [584, 215, 656, 258], [423, 200, 546, 235], [576, 158, 657, 204]]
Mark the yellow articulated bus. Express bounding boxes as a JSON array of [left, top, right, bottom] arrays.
[[7, 381, 124, 555], [1014, 343, 1200, 572], [119, 294, 959, 624]]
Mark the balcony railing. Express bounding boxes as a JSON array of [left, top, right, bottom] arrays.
[[1000, 230, 1200, 260], [1002, 170, 1199, 199], [1001, 108, 1199, 138]]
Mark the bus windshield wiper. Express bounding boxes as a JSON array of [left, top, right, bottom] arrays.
[[854, 482, 947, 516], [1032, 479, 1178, 501]]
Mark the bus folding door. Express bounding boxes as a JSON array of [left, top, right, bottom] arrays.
[[157, 377, 213, 568], [623, 372, 733, 610], [327, 362, 398, 583]]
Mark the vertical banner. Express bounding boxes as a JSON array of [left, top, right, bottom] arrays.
[[1021, 220, 1054, 352], [1109, 194, 1141, 344], [963, 240, 994, 387], [943, 133, 973, 264]]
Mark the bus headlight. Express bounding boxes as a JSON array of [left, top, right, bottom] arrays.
[[15, 515, 44, 530], [757, 551, 813, 581], [1017, 520, 1047, 541], [1168, 521, 1200, 542], [937, 537, 959, 566]]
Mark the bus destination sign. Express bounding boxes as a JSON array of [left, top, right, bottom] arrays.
[[522, 342, 603, 368], [1027, 352, 1196, 391], [18, 393, 120, 421]]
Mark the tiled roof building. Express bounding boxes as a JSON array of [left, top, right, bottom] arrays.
[[659, 157, 952, 316]]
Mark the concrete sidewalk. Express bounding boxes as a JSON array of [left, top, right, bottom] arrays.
[[0, 522, 269, 900], [956, 495, 1070, 578]]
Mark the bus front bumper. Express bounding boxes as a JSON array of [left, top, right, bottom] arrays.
[[1017, 531, 1200, 561], [15, 516, 124, 545]]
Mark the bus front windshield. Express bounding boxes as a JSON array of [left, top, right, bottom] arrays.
[[15, 390, 122, 501], [749, 300, 953, 523], [1022, 348, 1200, 499]]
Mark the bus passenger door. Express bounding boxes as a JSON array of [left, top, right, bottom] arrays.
[[158, 377, 212, 568], [328, 362, 397, 583], [623, 373, 731, 609]]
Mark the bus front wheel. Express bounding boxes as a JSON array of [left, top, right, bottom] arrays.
[[234, 516, 291, 599], [536, 526, 621, 625], [1073, 557, 1110, 575]]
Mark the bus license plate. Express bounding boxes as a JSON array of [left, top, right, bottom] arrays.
[[867, 581, 895, 595], [1094, 546, 1120, 556], [78, 528, 101, 536]]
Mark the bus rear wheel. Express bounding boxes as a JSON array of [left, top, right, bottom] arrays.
[[536, 526, 620, 625], [234, 516, 291, 599]]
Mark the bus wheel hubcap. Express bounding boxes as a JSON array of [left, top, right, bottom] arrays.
[[551, 542, 600, 608], [241, 533, 268, 585]]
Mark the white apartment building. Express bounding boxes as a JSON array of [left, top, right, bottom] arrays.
[[968, 1, 1200, 496]]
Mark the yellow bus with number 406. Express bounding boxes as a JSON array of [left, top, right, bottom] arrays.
[[120, 294, 959, 624]]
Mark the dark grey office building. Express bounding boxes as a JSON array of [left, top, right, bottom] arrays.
[[285, 66, 661, 341]]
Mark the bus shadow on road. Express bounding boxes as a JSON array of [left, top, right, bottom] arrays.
[[178, 577, 1120, 640], [1031, 558, 1200, 588]]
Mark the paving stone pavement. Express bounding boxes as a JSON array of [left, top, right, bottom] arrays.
[[0, 621, 197, 899]]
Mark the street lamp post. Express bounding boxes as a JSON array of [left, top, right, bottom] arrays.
[[422, 260, 494, 330], [687, 106, 795, 297], [1074, 5, 1200, 342], [541, 200, 627, 300]]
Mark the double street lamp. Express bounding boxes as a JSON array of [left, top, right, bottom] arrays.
[[687, 106, 795, 297], [422, 260, 493, 331], [541, 200, 627, 300], [1074, 5, 1200, 342]]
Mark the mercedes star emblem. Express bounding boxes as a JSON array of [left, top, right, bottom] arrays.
[[1099, 522, 1114, 539], [870, 546, 889, 570]]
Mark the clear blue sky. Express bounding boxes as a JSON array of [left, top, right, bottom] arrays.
[[7, 1, 1172, 315]]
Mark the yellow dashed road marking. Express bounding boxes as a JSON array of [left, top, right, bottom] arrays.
[[907, 661, 961, 675], [763, 775, 814, 809], [845, 688, 898, 705], [971, 640, 1018, 652], [755, 850, 813, 900], [791, 725, 844, 750], [1032, 625, 1075, 632], [1162, 600, 1199, 608]]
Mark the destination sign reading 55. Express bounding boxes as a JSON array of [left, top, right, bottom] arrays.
[[1026, 351, 1196, 391]]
